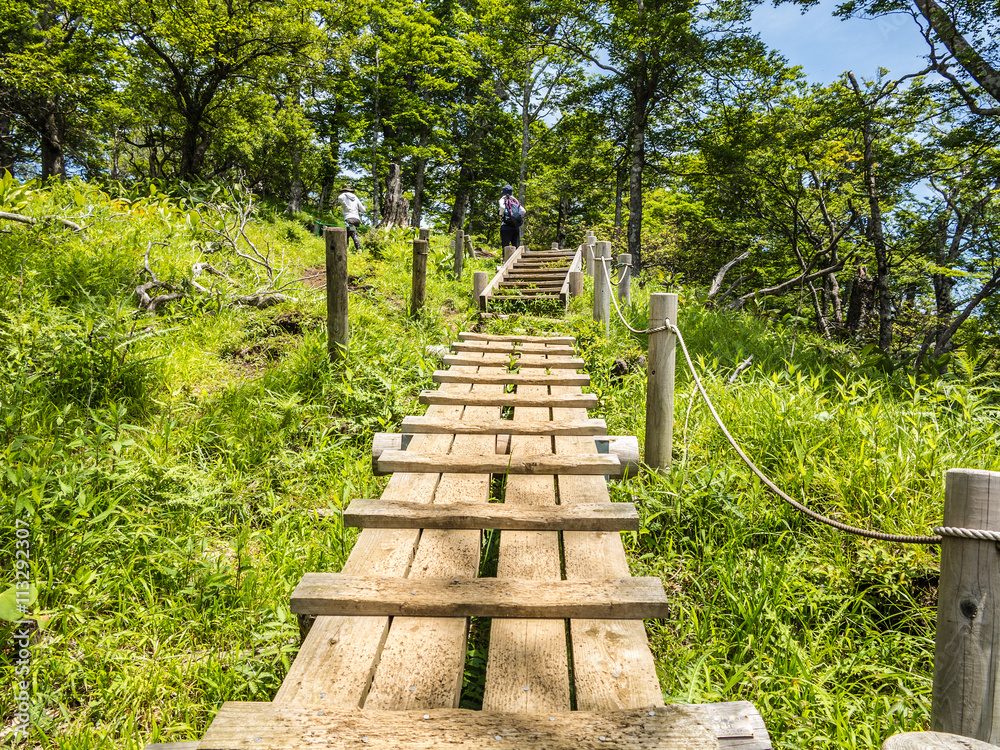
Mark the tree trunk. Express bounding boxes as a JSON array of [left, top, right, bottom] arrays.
[[518, 58, 531, 207], [845, 266, 874, 336], [411, 127, 428, 228], [0, 110, 14, 177], [614, 165, 624, 242], [39, 105, 66, 181], [382, 162, 409, 228], [556, 193, 570, 246], [178, 118, 208, 179], [627, 90, 648, 271]]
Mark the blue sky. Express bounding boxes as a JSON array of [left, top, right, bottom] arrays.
[[749, 0, 931, 83]]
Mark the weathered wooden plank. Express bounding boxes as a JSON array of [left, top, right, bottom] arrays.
[[364, 363, 504, 709], [479, 246, 524, 311], [552, 383, 666, 711], [433, 370, 589, 386], [492, 294, 564, 301], [452, 341, 577, 355], [340, 499, 640, 531], [376, 451, 621, 477], [418, 391, 597, 408], [499, 281, 566, 288], [483, 378, 571, 712], [274, 396, 464, 707], [290, 575, 670, 619], [401, 415, 606, 435], [442, 354, 585, 369], [883, 732, 997, 750], [458, 332, 575, 343], [199, 703, 718, 750]]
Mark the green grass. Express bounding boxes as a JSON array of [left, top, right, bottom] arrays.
[[2, 180, 999, 749]]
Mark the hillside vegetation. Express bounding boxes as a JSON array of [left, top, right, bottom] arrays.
[[2, 182, 1000, 749]]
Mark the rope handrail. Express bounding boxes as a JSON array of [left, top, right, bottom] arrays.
[[595, 256, 944, 545]]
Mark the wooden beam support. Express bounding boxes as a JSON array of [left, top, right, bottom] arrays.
[[432, 371, 589, 386], [401, 416, 606, 435], [290, 575, 670, 619], [338, 500, 640, 531], [452, 342, 577, 355], [441, 355, 584, 369], [200, 703, 716, 750], [418, 391, 598, 408], [376, 450, 620, 477]]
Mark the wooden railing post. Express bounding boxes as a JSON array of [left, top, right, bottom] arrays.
[[419, 228, 430, 241], [933, 469, 1000, 743], [551, 242, 560, 250], [617, 253, 632, 305], [644, 293, 677, 472], [454, 229, 464, 279], [593, 241, 612, 332], [411, 238, 428, 318], [326, 227, 349, 362], [584, 240, 595, 277], [503, 245, 514, 262], [473, 271, 488, 308]]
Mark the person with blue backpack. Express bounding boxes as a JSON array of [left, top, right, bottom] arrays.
[[498, 184, 525, 251]]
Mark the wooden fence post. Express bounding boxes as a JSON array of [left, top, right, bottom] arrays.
[[419, 228, 430, 241], [454, 229, 464, 279], [473, 271, 488, 307], [326, 227, 349, 362], [411, 238, 428, 318], [617, 253, 632, 305], [465, 235, 474, 257], [551, 242, 560, 250], [932, 469, 1000, 743], [584, 240, 595, 277], [503, 245, 514, 262], [644, 293, 677, 472], [593, 241, 612, 332], [569, 269, 583, 297]]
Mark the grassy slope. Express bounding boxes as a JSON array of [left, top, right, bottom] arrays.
[[2, 183, 999, 749]]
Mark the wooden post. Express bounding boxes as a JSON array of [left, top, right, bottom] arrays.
[[617, 253, 632, 305], [465, 235, 474, 257], [592, 241, 611, 333], [584, 241, 595, 277], [551, 242, 560, 250], [932, 469, 1000, 743], [411, 238, 429, 318], [473, 271, 488, 307], [503, 245, 515, 262], [569, 270, 583, 297], [454, 229, 464, 279], [644, 293, 677, 472], [326, 227, 349, 362], [419, 228, 430, 241]]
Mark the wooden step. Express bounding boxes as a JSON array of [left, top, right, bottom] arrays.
[[433, 371, 589, 386], [418, 391, 598, 408], [493, 294, 564, 302], [441, 355, 584, 369], [505, 273, 567, 279], [338, 500, 640, 531], [200, 703, 716, 750], [458, 332, 575, 344], [452, 342, 577, 355], [401, 415, 606, 435], [499, 281, 565, 288], [376, 450, 620, 476], [290, 574, 670, 619]]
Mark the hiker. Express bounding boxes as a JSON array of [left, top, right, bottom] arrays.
[[336, 183, 366, 250], [498, 185, 525, 251]]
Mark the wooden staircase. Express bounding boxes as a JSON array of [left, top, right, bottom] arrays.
[[150, 332, 771, 750], [478, 247, 583, 312]]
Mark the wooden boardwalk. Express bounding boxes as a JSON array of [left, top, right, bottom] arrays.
[[478, 247, 583, 311], [155, 332, 771, 750]]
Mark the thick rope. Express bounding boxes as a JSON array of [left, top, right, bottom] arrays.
[[596, 257, 943, 545], [935, 526, 1000, 542]]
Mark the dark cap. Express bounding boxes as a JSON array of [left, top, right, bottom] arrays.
[[501, 184, 513, 195]]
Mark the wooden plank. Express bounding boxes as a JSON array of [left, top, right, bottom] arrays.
[[479, 245, 524, 311], [419, 391, 597, 408], [290, 575, 670, 619], [492, 294, 564, 301], [499, 281, 565, 288], [433, 371, 589, 386], [200, 703, 718, 750], [483, 378, 570, 712], [442, 355, 584, 369], [377, 451, 621, 477], [687, 702, 772, 750], [339, 500, 640, 531], [274, 395, 465, 707], [364, 361, 504, 710], [401, 415, 606, 435], [458, 333, 575, 343], [452, 342, 577, 355], [552, 382, 666, 711], [883, 733, 997, 750]]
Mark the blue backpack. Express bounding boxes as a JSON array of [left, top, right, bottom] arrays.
[[502, 196, 525, 227]]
